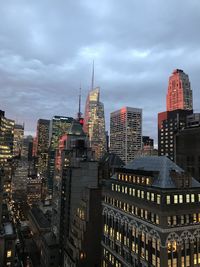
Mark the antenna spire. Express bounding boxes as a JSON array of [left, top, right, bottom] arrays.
[[91, 60, 94, 91], [77, 84, 82, 120]]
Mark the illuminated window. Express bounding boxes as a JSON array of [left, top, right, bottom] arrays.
[[147, 192, 150, 200], [186, 194, 190, 203], [174, 195, 178, 204], [191, 194, 195, 202], [151, 193, 155, 202], [157, 195, 161, 204], [7, 250, 12, 258], [166, 195, 171, 204], [179, 195, 183, 203], [146, 178, 150, 185], [132, 188, 135, 196], [141, 191, 144, 199]]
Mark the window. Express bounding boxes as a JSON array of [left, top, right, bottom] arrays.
[[166, 195, 171, 204], [157, 195, 161, 204], [186, 194, 190, 203], [191, 194, 195, 202], [151, 193, 155, 202], [7, 251, 12, 258], [174, 195, 178, 204], [179, 195, 183, 203], [147, 192, 150, 200]]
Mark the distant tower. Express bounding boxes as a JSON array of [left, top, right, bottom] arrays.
[[110, 107, 142, 164], [83, 63, 106, 160], [158, 69, 193, 161], [166, 69, 193, 111]]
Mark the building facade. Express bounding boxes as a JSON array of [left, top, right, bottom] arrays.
[[13, 123, 24, 157], [0, 110, 14, 166], [158, 109, 192, 161], [110, 107, 142, 164], [36, 119, 50, 177], [166, 69, 193, 111], [84, 87, 107, 160], [102, 156, 200, 267], [175, 123, 200, 182], [48, 116, 74, 192]]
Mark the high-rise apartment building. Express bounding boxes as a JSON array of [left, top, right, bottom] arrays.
[[158, 109, 192, 161], [13, 123, 24, 157], [48, 116, 73, 192], [102, 156, 200, 267], [110, 107, 142, 164], [84, 87, 107, 160], [167, 69, 193, 111], [36, 119, 50, 177]]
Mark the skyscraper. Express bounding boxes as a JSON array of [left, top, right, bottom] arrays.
[[36, 119, 50, 176], [0, 110, 14, 165], [110, 107, 142, 164], [13, 123, 24, 157], [84, 87, 106, 160], [158, 69, 193, 161], [175, 113, 200, 182], [166, 69, 193, 111], [48, 116, 74, 192], [158, 109, 192, 161]]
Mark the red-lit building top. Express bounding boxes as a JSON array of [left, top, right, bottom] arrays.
[[166, 69, 193, 111]]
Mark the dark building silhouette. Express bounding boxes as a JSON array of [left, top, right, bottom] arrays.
[[175, 114, 200, 182], [158, 109, 192, 161]]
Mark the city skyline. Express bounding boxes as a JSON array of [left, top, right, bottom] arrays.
[[0, 1, 200, 144]]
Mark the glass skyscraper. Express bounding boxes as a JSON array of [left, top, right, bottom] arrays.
[[84, 87, 106, 160]]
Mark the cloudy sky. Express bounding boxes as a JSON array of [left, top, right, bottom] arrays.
[[0, 0, 200, 143]]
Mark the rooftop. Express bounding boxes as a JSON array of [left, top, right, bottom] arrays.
[[125, 156, 200, 189], [30, 207, 51, 229]]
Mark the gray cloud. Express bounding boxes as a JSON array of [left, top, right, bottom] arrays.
[[0, 0, 200, 144]]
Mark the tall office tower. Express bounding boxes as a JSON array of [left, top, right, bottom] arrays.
[[0, 111, 16, 267], [102, 156, 200, 267], [48, 116, 74, 192], [0, 110, 14, 202], [13, 123, 24, 157], [175, 113, 200, 182], [110, 107, 142, 164], [36, 119, 50, 177], [84, 87, 107, 160], [0, 110, 14, 166], [21, 135, 33, 160], [158, 70, 194, 161], [158, 109, 192, 161], [167, 69, 193, 111], [51, 121, 99, 266]]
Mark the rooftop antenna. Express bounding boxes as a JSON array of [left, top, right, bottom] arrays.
[[77, 84, 82, 120], [91, 60, 94, 91]]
